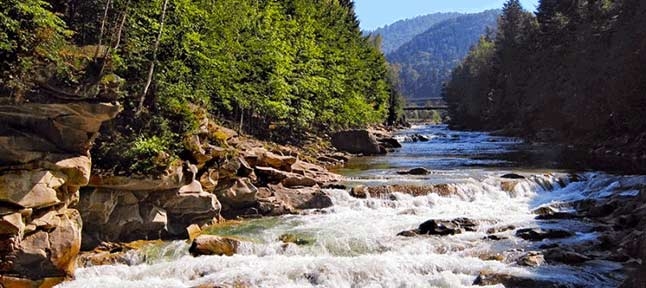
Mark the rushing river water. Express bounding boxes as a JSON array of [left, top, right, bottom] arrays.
[[60, 125, 645, 288]]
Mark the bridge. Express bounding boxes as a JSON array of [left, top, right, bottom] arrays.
[[403, 97, 448, 111]]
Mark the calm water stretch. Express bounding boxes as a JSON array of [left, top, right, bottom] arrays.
[[60, 125, 644, 288]]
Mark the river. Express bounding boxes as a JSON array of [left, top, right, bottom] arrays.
[[60, 125, 645, 288]]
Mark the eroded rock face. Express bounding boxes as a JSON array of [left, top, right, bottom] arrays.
[[0, 102, 120, 285], [217, 178, 258, 209], [79, 181, 221, 249]]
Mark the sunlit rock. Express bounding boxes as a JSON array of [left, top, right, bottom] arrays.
[[189, 235, 243, 257]]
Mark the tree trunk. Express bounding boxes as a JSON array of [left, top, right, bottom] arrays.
[[239, 108, 244, 133], [94, 0, 112, 58], [136, 0, 169, 115], [112, 0, 130, 51]]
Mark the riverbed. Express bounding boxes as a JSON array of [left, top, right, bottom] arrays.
[[60, 125, 644, 288]]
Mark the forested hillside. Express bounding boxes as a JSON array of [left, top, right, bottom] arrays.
[[445, 0, 646, 155], [387, 10, 500, 100], [368, 12, 461, 54], [0, 0, 399, 174]]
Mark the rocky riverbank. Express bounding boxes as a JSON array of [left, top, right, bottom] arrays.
[[80, 114, 354, 249], [0, 102, 121, 287], [1, 98, 396, 286]]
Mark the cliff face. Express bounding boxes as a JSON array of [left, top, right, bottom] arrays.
[[0, 102, 120, 286]]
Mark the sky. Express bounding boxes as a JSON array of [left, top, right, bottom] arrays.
[[354, 0, 540, 31]]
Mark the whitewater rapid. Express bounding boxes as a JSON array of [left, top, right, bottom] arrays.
[[59, 125, 640, 288]]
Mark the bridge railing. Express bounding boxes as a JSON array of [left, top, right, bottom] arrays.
[[404, 98, 448, 110]]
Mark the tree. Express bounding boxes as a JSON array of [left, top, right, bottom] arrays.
[[0, 0, 69, 100]]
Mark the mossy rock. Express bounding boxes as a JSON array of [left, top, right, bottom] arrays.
[[279, 233, 313, 246]]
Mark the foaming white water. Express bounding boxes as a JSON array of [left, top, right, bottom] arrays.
[[59, 171, 638, 288]]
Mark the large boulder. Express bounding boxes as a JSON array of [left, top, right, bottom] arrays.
[[189, 235, 243, 257], [270, 184, 333, 211], [331, 130, 385, 155], [259, 151, 297, 171], [163, 192, 221, 235]]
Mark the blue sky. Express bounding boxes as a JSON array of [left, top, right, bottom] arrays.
[[355, 0, 539, 31]]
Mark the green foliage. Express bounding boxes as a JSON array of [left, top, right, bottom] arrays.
[[445, 0, 646, 145], [0, 0, 70, 97], [125, 135, 169, 173], [5, 0, 396, 174], [5, 0, 394, 174], [387, 10, 500, 100], [368, 12, 462, 54]]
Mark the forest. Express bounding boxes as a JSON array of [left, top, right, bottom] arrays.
[[0, 0, 400, 174], [444, 0, 646, 154], [367, 12, 461, 54], [387, 10, 499, 100]]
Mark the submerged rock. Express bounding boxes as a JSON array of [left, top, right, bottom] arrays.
[[484, 234, 508, 241], [278, 233, 312, 246], [500, 173, 526, 179], [397, 229, 421, 237], [473, 271, 571, 287], [517, 251, 545, 267], [359, 184, 457, 198], [486, 225, 516, 234], [408, 134, 429, 142], [396, 167, 431, 175], [533, 206, 578, 220], [400, 218, 478, 237], [77, 240, 163, 267], [543, 248, 591, 264], [516, 228, 575, 241]]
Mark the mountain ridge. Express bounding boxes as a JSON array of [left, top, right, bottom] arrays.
[[367, 12, 463, 54], [387, 9, 500, 100]]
